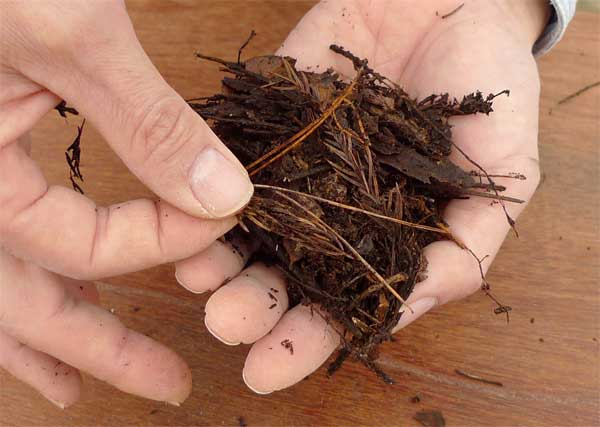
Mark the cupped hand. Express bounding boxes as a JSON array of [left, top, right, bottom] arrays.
[[0, 1, 253, 407], [176, 0, 546, 394]]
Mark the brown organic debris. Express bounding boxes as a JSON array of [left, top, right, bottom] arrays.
[[65, 119, 85, 194], [281, 339, 294, 355], [454, 369, 504, 387], [415, 410, 446, 427], [186, 43, 521, 381], [55, 100, 79, 118], [440, 2, 464, 19]]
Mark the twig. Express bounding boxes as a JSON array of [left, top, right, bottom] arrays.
[[356, 307, 381, 324], [246, 79, 357, 176], [329, 44, 394, 88], [460, 189, 524, 204], [412, 102, 518, 235], [65, 119, 85, 194], [272, 190, 413, 310], [441, 3, 464, 19], [254, 184, 451, 234], [470, 172, 527, 180], [464, 246, 512, 322], [454, 143, 517, 234], [557, 81, 600, 105], [455, 369, 503, 387], [194, 53, 232, 67], [237, 30, 256, 64]]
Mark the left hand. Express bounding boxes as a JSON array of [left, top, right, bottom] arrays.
[[0, 0, 251, 408]]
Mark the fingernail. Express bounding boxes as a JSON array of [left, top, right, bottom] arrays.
[[242, 370, 272, 395], [189, 148, 253, 217], [204, 316, 240, 346], [47, 398, 66, 410], [175, 270, 203, 294], [392, 297, 437, 333], [166, 401, 180, 407]]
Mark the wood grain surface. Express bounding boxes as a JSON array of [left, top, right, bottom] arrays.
[[1, 1, 598, 426]]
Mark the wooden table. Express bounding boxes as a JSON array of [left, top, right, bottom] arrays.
[[2, 1, 598, 426]]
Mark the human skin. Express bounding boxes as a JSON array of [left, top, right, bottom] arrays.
[[0, 0, 547, 407], [0, 0, 254, 407]]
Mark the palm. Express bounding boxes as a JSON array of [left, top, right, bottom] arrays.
[[185, 0, 542, 394]]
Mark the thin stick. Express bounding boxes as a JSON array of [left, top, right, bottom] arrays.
[[441, 3, 464, 19], [254, 184, 451, 234], [246, 80, 357, 176], [237, 30, 257, 64], [557, 81, 600, 105], [357, 308, 381, 324], [460, 190, 524, 204], [410, 102, 518, 234], [455, 369, 503, 387], [470, 172, 527, 180], [281, 57, 302, 88], [272, 190, 412, 310]]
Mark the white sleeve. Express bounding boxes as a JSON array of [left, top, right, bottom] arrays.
[[533, 0, 578, 55]]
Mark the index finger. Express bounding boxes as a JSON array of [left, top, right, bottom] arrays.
[[0, 141, 235, 280]]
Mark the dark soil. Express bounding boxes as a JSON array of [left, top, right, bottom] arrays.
[[188, 44, 520, 381]]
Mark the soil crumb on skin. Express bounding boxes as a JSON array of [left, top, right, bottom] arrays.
[[281, 339, 294, 355]]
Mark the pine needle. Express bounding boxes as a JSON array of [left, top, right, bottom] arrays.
[[254, 184, 450, 234], [246, 79, 358, 176]]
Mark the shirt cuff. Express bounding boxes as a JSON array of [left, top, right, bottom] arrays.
[[533, 0, 577, 56]]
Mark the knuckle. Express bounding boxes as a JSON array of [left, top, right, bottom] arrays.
[[131, 97, 194, 167]]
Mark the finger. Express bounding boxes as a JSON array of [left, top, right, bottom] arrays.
[[8, 1, 252, 218], [242, 305, 340, 394], [0, 81, 59, 147], [175, 234, 253, 294], [62, 278, 100, 306], [0, 139, 236, 279], [204, 264, 288, 345], [0, 251, 191, 403], [0, 329, 82, 409]]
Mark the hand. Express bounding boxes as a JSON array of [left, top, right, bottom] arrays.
[[0, 1, 253, 407], [175, 0, 547, 394]]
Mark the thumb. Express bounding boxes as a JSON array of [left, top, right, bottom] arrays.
[[17, 1, 253, 218]]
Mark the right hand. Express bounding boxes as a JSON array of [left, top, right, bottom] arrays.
[[0, 0, 253, 408], [176, 0, 544, 395]]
